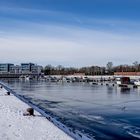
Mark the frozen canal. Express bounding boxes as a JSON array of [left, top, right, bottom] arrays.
[[2, 79, 140, 140]]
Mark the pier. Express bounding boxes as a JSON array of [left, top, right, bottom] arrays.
[[0, 73, 40, 78]]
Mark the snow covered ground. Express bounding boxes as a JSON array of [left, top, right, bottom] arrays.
[[0, 87, 73, 140]]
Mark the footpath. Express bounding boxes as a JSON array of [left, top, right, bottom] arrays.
[[0, 87, 73, 140]]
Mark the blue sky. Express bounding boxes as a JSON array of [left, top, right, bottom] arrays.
[[0, 0, 140, 67]]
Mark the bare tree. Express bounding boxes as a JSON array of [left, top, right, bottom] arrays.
[[106, 62, 113, 74], [133, 61, 139, 72]]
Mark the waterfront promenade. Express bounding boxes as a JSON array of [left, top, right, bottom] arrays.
[[0, 87, 73, 140]]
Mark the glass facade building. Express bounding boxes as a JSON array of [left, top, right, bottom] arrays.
[[0, 64, 14, 73], [21, 63, 35, 74], [0, 63, 42, 74]]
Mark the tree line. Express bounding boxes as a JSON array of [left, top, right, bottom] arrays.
[[42, 61, 140, 75]]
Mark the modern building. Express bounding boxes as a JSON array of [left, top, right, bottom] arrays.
[[31, 65, 43, 74], [21, 63, 35, 74], [0, 63, 14, 74], [10, 65, 22, 74], [0, 63, 43, 75]]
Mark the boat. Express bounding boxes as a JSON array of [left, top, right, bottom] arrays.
[[25, 75, 30, 80], [92, 82, 98, 85], [115, 77, 121, 85], [134, 80, 140, 86], [19, 75, 33, 81], [115, 77, 131, 87]]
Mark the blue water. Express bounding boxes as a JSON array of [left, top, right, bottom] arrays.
[[2, 79, 140, 140]]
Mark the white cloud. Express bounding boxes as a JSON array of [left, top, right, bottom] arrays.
[[0, 24, 140, 67]]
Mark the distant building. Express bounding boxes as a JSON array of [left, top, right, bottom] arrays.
[[31, 65, 43, 74], [21, 63, 43, 74], [73, 73, 85, 76], [114, 72, 140, 76], [0, 63, 14, 74], [0, 63, 43, 75], [10, 65, 21, 74], [21, 63, 35, 74]]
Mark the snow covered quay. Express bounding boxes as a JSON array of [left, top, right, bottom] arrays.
[[0, 85, 73, 140]]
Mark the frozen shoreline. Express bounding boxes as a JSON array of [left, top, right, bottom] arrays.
[[0, 87, 73, 140]]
